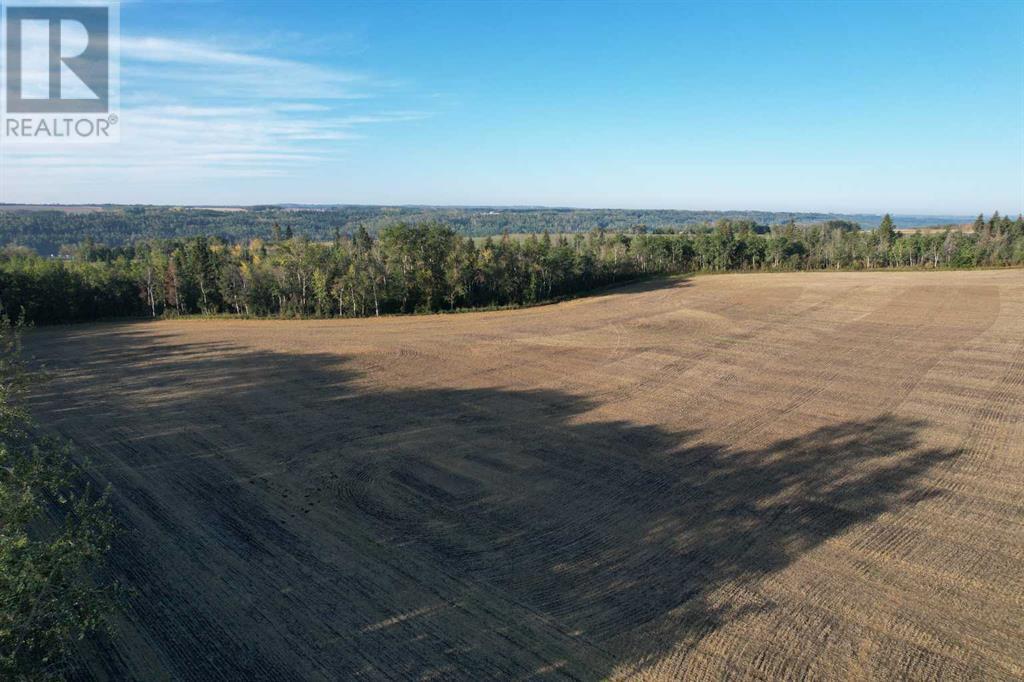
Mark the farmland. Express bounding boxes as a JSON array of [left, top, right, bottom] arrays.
[[26, 270, 1024, 679]]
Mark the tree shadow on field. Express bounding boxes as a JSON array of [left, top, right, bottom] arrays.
[[590, 274, 693, 295], [27, 327, 960, 680]]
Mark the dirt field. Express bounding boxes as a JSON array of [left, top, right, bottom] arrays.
[[896, 225, 972, 234], [26, 270, 1024, 680]]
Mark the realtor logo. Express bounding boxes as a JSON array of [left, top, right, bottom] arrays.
[[6, 6, 109, 112], [2, 2, 119, 141]]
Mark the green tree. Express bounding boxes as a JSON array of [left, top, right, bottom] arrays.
[[0, 316, 116, 678], [972, 214, 986, 237], [876, 214, 896, 253], [133, 243, 166, 317], [312, 268, 330, 317]]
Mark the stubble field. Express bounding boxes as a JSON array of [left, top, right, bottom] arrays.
[[27, 270, 1024, 680]]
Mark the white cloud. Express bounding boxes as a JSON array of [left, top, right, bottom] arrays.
[[121, 36, 292, 67], [276, 103, 332, 113], [121, 36, 368, 99], [2, 31, 431, 201]]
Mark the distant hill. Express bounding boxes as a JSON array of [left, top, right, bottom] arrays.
[[0, 204, 973, 255]]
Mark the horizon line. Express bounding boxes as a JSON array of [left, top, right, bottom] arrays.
[[0, 202, 996, 219]]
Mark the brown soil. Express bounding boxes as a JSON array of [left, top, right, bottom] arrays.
[[27, 270, 1024, 680]]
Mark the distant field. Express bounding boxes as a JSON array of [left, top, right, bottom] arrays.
[[471, 231, 579, 244], [27, 270, 1024, 679], [0, 204, 109, 214], [897, 225, 972, 234]]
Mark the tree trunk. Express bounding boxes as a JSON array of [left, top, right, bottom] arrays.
[[146, 266, 156, 317]]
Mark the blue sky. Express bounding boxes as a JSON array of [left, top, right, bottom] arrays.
[[3, 0, 1023, 214]]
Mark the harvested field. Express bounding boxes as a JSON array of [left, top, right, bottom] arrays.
[[896, 225, 972, 234], [27, 270, 1024, 680]]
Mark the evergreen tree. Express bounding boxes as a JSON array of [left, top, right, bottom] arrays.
[[988, 211, 1001, 236], [972, 214, 986, 236], [877, 214, 896, 245]]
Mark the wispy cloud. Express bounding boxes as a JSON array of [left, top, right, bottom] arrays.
[[3, 31, 431, 200], [121, 36, 369, 99], [121, 36, 299, 67]]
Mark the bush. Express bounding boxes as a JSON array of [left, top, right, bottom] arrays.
[[0, 316, 116, 679]]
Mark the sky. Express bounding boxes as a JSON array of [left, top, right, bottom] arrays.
[[1, 0, 1022, 214]]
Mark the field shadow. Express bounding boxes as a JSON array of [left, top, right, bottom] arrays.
[[588, 273, 693, 296], [27, 327, 959, 680]]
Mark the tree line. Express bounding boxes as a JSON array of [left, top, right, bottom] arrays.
[[1, 214, 1021, 325], [0, 204, 964, 255]]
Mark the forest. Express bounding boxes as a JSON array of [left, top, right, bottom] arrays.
[[0, 214, 1021, 325], [0, 205, 966, 255]]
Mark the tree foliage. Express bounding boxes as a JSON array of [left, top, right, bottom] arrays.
[[0, 316, 116, 678], [1, 214, 1022, 325], [0, 205, 968, 255]]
